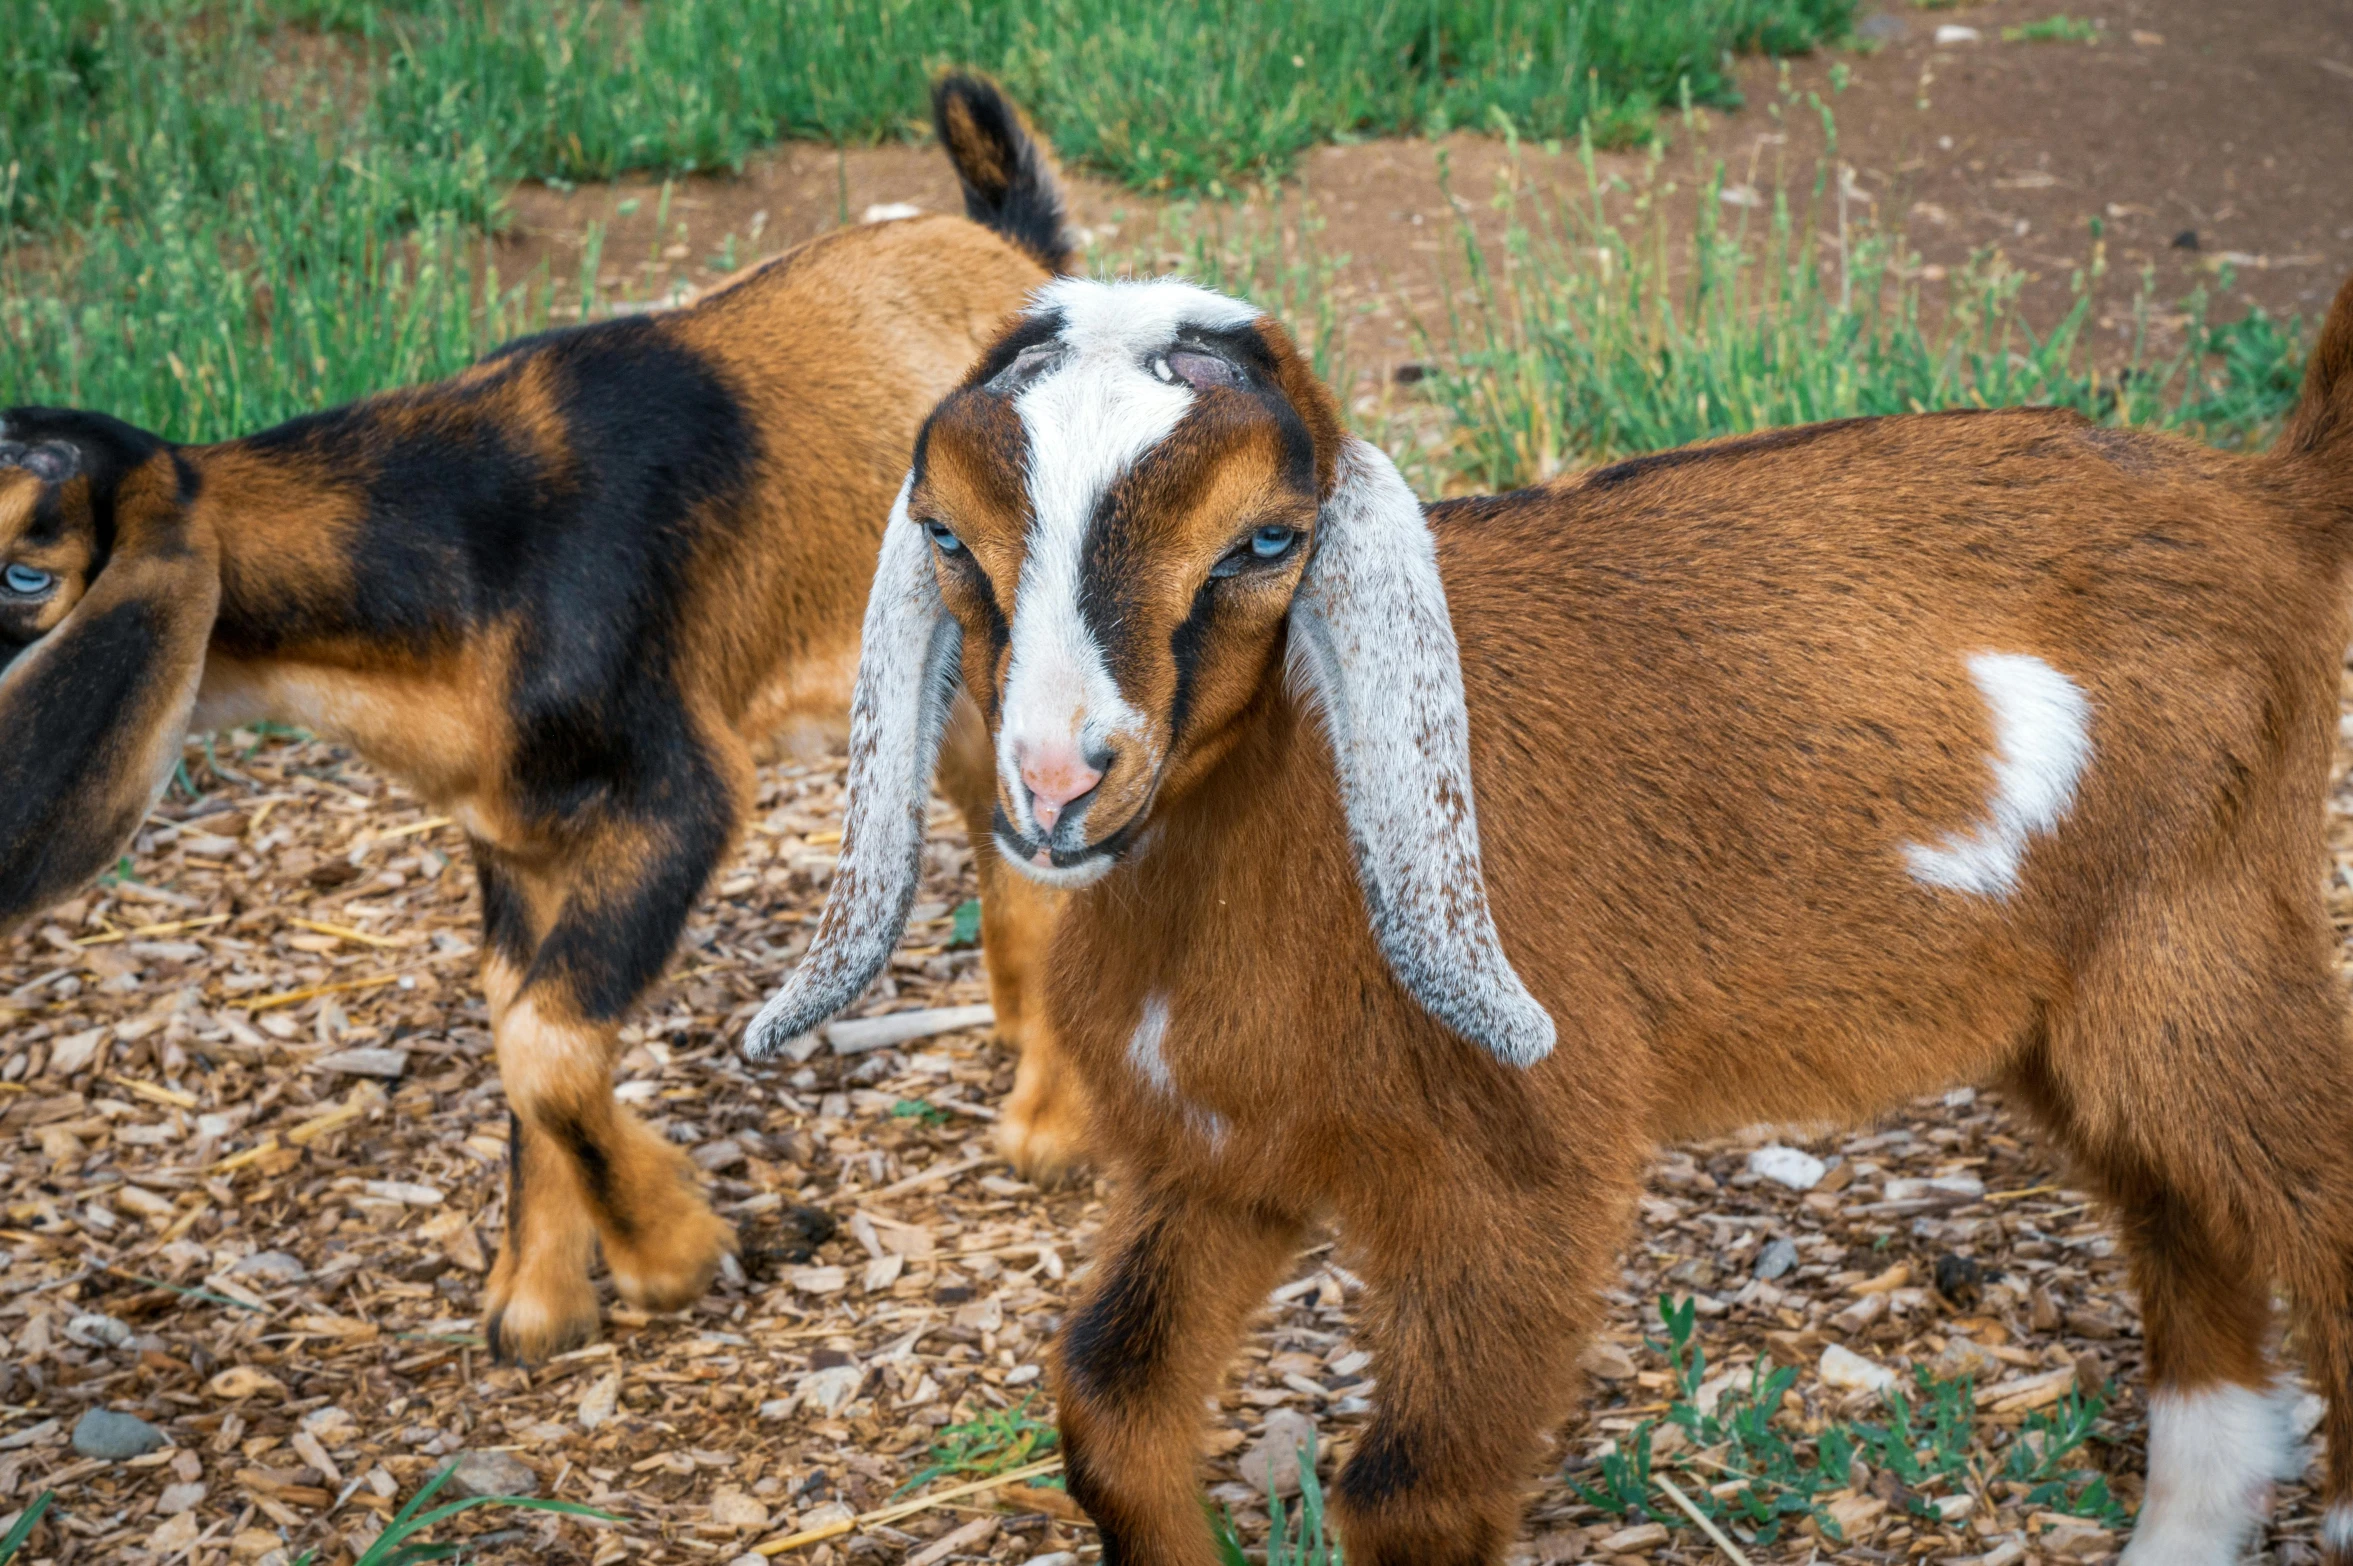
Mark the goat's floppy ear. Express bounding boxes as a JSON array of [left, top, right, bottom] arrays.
[[0, 454, 220, 936], [744, 481, 963, 1060], [1287, 438, 1556, 1068]]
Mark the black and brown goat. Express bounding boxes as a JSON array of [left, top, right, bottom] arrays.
[[752, 271, 2353, 1564], [0, 75, 1091, 1363]]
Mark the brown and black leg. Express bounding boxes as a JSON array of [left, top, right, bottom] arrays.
[[1325, 1172, 1623, 1564], [477, 732, 751, 1362], [936, 694, 1083, 1177], [1053, 1183, 1307, 1565]]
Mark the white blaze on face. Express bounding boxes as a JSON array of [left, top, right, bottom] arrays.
[[2122, 1383, 2294, 1566], [1904, 650, 2092, 899], [996, 278, 1261, 841]]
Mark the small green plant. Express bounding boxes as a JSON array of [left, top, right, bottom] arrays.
[[947, 898, 983, 950], [895, 1396, 1061, 1495], [891, 1098, 952, 1127], [0, 1492, 54, 1566], [290, 1460, 614, 1566], [2003, 14, 2099, 42], [1212, 1433, 1340, 1566]]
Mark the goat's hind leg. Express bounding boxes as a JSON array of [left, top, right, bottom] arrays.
[[2015, 940, 2353, 1566]]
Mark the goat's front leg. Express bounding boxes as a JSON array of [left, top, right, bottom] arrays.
[[477, 799, 743, 1362], [1333, 1177, 1624, 1564], [1054, 1184, 1306, 1565]]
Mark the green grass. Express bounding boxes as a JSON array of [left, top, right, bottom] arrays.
[[293, 1459, 614, 1566], [1422, 106, 2307, 490], [368, 0, 1858, 197], [0, 1493, 52, 1566], [2003, 14, 2100, 44], [893, 1397, 1061, 1497]]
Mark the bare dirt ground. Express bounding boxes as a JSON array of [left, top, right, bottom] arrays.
[[8, 4, 2353, 1565]]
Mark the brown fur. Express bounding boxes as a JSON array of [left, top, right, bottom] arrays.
[[895, 274, 2353, 1562]]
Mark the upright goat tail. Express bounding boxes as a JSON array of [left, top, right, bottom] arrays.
[[2282, 272, 2353, 529], [931, 72, 1074, 275]]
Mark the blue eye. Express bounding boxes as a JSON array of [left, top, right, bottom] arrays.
[[923, 520, 964, 555], [3, 564, 52, 595], [1250, 526, 1296, 559]]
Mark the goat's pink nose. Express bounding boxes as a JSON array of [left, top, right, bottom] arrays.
[[1019, 747, 1103, 832]]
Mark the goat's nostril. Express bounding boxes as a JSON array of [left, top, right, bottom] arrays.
[[1018, 749, 1106, 835]]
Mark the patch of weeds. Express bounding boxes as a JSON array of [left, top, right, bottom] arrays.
[[1421, 101, 2306, 489], [2003, 14, 2100, 43], [947, 898, 982, 950], [0, 1493, 54, 1566], [891, 1098, 952, 1127], [895, 1396, 1060, 1496], [1570, 1298, 2126, 1550], [1212, 1433, 1340, 1566], [290, 1460, 614, 1566]]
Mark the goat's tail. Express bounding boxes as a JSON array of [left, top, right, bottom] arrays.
[[931, 72, 1073, 275], [2281, 272, 2353, 534]]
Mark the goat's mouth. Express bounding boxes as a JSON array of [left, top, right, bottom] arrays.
[[991, 803, 1149, 887]]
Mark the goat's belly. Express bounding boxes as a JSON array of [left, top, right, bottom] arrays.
[[193, 654, 496, 814]]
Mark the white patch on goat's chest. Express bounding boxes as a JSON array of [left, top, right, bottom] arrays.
[[1903, 651, 2092, 900], [1125, 991, 1229, 1150]]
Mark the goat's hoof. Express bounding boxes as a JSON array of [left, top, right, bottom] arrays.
[[997, 1105, 1088, 1185], [606, 1200, 737, 1312], [482, 1260, 600, 1365]]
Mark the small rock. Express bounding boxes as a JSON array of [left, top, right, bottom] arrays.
[[64, 1313, 133, 1350], [2172, 229, 2200, 252], [230, 1251, 309, 1285], [708, 1487, 769, 1531], [797, 1364, 866, 1417], [1237, 1408, 1317, 1499], [1934, 23, 1981, 44], [1753, 1236, 1801, 1280], [1931, 1336, 2004, 1383], [1819, 1343, 1897, 1394], [440, 1449, 539, 1499], [72, 1408, 167, 1460], [1595, 1523, 1669, 1554], [1746, 1145, 1827, 1191], [313, 1047, 410, 1079]]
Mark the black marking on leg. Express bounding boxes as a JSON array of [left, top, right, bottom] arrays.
[[1061, 1216, 1172, 1403], [504, 1110, 525, 1246], [552, 1111, 634, 1243], [475, 850, 536, 968], [1058, 1442, 1144, 1566], [1336, 1421, 1425, 1512]]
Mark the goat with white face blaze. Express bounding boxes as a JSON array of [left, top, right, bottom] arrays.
[[749, 270, 2353, 1565], [0, 76, 1094, 1365]]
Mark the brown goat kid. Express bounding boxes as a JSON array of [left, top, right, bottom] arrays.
[[751, 271, 2353, 1565], [0, 76, 1086, 1364]]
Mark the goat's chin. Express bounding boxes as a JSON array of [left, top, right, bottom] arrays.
[[994, 832, 1122, 889]]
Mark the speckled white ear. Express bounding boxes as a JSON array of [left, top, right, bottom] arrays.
[[1286, 438, 1554, 1069], [743, 479, 961, 1060]]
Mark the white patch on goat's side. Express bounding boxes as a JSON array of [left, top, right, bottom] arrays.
[[995, 280, 1262, 841], [1126, 991, 1175, 1095], [2121, 1383, 2288, 1566], [1124, 990, 1225, 1148], [1285, 437, 1554, 1069], [1903, 651, 2092, 899], [744, 482, 962, 1059]]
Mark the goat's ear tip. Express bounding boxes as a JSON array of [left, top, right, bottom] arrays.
[[1479, 1002, 1556, 1071]]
